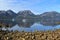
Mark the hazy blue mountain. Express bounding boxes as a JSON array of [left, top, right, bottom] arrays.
[[0, 11, 10, 22], [0, 10, 17, 28], [17, 10, 35, 17], [0, 10, 60, 27], [40, 11, 60, 26], [6, 10, 17, 18], [15, 10, 35, 27], [16, 10, 35, 21]]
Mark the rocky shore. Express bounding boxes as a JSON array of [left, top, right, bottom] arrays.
[[0, 29, 60, 40]]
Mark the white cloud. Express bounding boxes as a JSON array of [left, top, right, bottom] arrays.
[[0, 0, 42, 7], [0, 0, 59, 14], [0, 0, 42, 12]]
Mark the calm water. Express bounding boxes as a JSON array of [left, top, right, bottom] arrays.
[[2, 19, 60, 32], [9, 23, 60, 32]]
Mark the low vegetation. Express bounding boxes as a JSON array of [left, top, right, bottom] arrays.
[[0, 29, 60, 40]]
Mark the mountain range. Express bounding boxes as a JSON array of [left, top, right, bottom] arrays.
[[40, 11, 60, 26], [0, 10, 60, 27]]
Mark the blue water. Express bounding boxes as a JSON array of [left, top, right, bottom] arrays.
[[7, 23, 60, 32]]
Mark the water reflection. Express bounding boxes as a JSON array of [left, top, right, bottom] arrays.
[[16, 18, 35, 27], [0, 18, 60, 32], [10, 23, 60, 32], [9, 19, 60, 32], [0, 10, 60, 32]]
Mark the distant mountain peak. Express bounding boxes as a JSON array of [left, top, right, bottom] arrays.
[[0, 10, 6, 14], [6, 10, 17, 18], [18, 10, 34, 16], [7, 10, 12, 11], [40, 11, 60, 26], [40, 11, 60, 17], [7, 10, 16, 14]]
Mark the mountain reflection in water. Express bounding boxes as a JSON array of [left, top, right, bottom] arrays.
[[10, 23, 60, 32], [0, 10, 60, 32], [1, 19, 60, 32], [0, 18, 60, 32]]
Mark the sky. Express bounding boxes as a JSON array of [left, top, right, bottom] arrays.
[[0, 0, 60, 14]]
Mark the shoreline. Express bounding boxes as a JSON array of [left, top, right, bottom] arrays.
[[0, 29, 60, 40]]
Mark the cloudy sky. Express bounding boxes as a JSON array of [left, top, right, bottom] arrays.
[[0, 0, 60, 14]]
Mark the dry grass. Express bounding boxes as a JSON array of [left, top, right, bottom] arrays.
[[0, 29, 60, 40]]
